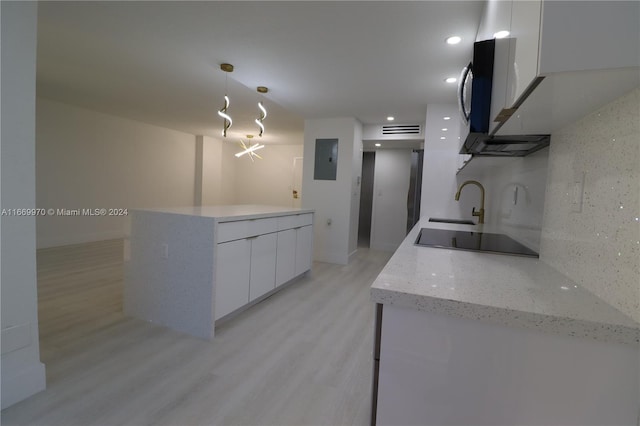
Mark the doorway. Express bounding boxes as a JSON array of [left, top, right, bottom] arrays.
[[407, 149, 424, 233], [291, 156, 303, 208], [358, 151, 376, 247]]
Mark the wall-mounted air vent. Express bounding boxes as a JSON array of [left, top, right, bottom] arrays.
[[381, 124, 421, 135]]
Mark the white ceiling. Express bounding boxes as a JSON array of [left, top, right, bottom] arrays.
[[36, 1, 484, 145]]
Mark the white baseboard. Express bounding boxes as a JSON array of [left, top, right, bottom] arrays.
[[1, 361, 46, 409]]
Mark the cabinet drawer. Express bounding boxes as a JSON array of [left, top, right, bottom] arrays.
[[277, 213, 313, 230], [217, 217, 278, 243]]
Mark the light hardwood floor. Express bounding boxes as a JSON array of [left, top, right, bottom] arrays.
[[2, 239, 392, 426]]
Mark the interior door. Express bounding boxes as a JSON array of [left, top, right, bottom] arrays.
[[292, 156, 303, 208]]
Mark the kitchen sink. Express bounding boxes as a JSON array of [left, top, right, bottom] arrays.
[[415, 228, 539, 257], [428, 217, 476, 225]]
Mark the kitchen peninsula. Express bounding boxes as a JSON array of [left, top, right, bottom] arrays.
[[370, 219, 639, 425], [124, 205, 314, 340]]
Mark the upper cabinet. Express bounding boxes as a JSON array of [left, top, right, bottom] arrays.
[[506, 1, 542, 107], [537, 1, 639, 75], [476, 0, 640, 136]]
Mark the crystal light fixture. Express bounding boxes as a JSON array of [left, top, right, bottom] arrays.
[[217, 63, 234, 137]]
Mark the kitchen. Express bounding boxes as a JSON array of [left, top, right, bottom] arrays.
[[2, 1, 638, 425]]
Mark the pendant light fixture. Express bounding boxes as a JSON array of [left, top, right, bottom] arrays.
[[218, 63, 234, 137], [255, 86, 268, 137], [235, 135, 264, 162]]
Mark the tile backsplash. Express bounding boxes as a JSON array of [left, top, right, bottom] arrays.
[[540, 88, 639, 323], [479, 150, 550, 252]]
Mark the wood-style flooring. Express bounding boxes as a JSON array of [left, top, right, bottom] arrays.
[[1, 239, 392, 426]]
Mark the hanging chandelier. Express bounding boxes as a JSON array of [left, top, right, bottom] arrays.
[[235, 135, 264, 162], [217, 63, 234, 137], [255, 86, 268, 137]]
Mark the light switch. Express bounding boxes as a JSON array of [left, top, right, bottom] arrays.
[[161, 243, 169, 259]]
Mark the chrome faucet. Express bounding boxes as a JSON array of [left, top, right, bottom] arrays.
[[455, 180, 485, 224]]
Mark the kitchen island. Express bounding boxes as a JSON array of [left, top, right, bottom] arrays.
[[370, 218, 639, 425], [124, 205, 314, 340]]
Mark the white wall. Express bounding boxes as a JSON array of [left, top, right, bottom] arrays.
[[200, 135, 228, 206], [220, 140, 239, 205], [540, 87, 639, 323], [234, 144, 303, 208], [370, 150, 412, 252], [420, 104, 474, 220], [36, 99, 198, 248], [1, 1, 47, 409], [302, 117, 361, 264], [35, 100, 304, 248]]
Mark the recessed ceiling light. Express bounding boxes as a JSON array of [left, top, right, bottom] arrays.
[[493, 30, 510, 39], [445, 77, 457, 83], [443, 116, 451, 120], [440, 136, 446, 140], [375, 143, 381, 147], [442, 128, 448, 131], [446, 36, 462, 45], [386, 116, 395, 121]]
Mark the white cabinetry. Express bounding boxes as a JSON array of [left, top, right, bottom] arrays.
[[477, 0, 639, 136], [125, 206, 314, 340], [215, 212, 314, 321], [276, 229, 296, 287], [375, 304, 639, 425], [276, 213, 314, 286], [249, 233, 277, 302], [216, 232, 278, 321], [295, 225, 313, 276], [215, 239, 251, 320], [506, 1, 542, 107]]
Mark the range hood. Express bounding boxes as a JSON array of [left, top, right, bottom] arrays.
[[460, 133, 550, 157], [458, 39, 550, 157]]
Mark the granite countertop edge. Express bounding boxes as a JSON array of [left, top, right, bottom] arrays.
[[370, 286, 639, 346], [370, 219, 640, 346]]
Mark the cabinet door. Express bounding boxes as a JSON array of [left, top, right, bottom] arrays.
[[294, 225, 313, 276], [507, 0, 542, 106], [215, 239, 251, 320], [276, 229, 296, 286], [249, 233, 277, 301]]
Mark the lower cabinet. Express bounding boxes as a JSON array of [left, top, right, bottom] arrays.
[[215, 215, 314, 321], [276, 225, 314, 286], [375, 304, 639, 425], [215, 238, 251, 320], [276, 229, 296, 286], [215, 233, 277, 320], [249, 233, 277, 301], [295, 225, 313, 276]]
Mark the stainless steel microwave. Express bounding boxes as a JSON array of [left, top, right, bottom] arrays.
[[458, 39, 550, 157]]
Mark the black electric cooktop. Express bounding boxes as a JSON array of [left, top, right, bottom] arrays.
[[415, 228, 539, 258]]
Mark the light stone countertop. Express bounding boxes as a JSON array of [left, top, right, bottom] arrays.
[[370, 218, 639, 345], [133, 205, 314, 222]]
